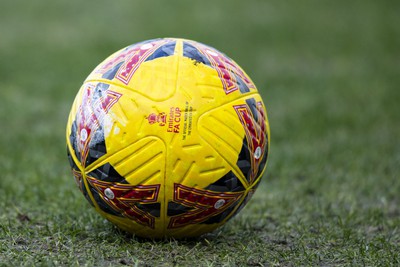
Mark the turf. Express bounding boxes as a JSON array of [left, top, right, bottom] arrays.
[[0, 0, 399, 266]]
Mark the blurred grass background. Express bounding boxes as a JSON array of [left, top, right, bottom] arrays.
[[0, 0, 399, 266]]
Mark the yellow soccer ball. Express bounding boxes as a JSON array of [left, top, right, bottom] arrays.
[[66, 38, 270, 238]]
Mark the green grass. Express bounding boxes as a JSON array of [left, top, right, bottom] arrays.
[[1, 0, 399, 266]]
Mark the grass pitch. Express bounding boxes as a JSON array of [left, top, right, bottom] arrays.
[[0, 0, 399, 266]]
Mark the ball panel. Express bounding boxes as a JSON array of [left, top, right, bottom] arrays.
[[67, 82, 122, 168], [182, 40, 257, 95], [86, 173, 162, 230], [86, 39, 179, 102], [101, 136, 166, 187], [85, 137, 167, 235], [233, 97, 269, 184], [198, 94, 269, 187]]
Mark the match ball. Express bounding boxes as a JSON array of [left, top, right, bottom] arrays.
[[66, 38, 270, 238]]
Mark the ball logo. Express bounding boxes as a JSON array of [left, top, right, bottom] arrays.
[[146, 107, 182, 133], [167, 107, 181, 133], [146, 112, 166, 126]]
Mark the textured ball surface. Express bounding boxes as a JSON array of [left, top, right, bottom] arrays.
[[66, 38, 270, 238]]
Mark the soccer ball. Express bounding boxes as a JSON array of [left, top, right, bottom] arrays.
[[66, 38, 270, 238]]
